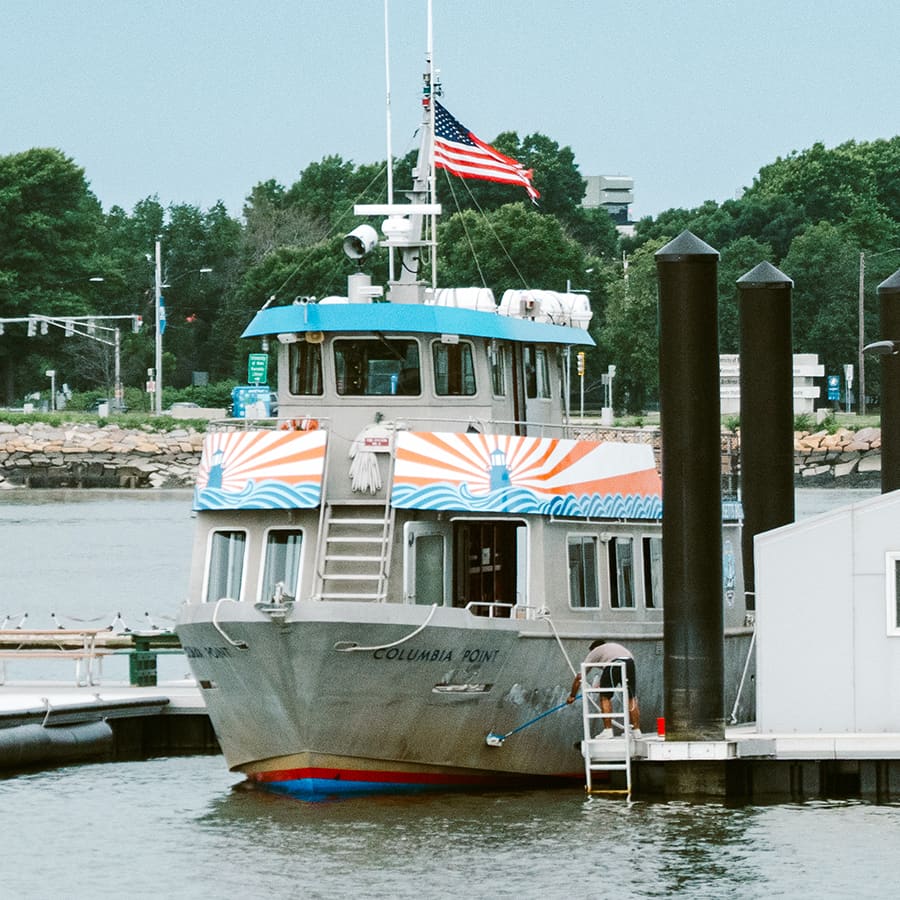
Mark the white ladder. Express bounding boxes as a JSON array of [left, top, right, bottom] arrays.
[[314, 500, 394, 601], [580, 660, 633, 797]]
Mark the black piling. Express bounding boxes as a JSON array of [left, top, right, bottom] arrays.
[[879, 269, 900, 493], [656, 231, 724, 741], [737, 262, 795, 607]]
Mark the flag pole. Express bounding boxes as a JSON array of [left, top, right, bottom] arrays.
[[427, 0, 437, 290]]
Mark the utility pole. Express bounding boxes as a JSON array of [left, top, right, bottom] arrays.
[[859, 251, 866, 415], [154, 238, 163, 415]]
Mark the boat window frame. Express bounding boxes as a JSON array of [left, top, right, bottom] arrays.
[[641, 534, 663, 609], [886, 551, 900, 636], [567, 533, 601, 610], [259, 526, 305, 604], [605, 534, 637, 610], [431, 338, 477, 397], [204, 528, 249, 604], [333, 336, 422, 397], [288, 340, 324, 396], [489, 340, 507, 398]]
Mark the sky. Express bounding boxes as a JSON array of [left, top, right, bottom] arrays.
[[2, 0, 898, 223]]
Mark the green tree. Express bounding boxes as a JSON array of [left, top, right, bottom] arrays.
[[781, 222, 860, 381], [0, 148, 104, 403], [437, 203, 587, 294], [599, 238, 669, 412], [718, 236, 775, 353]]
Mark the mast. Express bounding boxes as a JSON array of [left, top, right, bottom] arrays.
[[383, 0, 395, 283], [353, 0, 441, 304]]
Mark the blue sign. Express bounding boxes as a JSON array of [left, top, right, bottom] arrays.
[[231, 385, 272, 418], [827, 374, 840, 401]]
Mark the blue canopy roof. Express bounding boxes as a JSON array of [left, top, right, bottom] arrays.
[[241, 302, 594, 347]]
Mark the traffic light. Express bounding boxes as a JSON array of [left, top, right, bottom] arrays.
[[576, 351, 585, 376], [27, 318, 36, 337], [40, 320, 48, 335], [65, 320, 75, 337], [133, 315, 143, 333]]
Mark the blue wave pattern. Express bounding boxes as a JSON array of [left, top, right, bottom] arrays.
[[391, 482, 662, 519], [193, 480, 322, 511]]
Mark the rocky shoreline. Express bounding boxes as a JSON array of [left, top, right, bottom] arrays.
[[0, 422, 205, 489], [0, 421, 885, 490]]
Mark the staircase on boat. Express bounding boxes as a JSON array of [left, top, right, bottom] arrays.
[[314, 501, 395, 601]]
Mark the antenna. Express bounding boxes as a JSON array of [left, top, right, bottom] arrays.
[[383, 0, 395, 282]]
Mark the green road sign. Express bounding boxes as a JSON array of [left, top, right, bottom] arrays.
[[247, 353, 269, 385]]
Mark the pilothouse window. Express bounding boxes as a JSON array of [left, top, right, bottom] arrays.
[[289, 342, 323, 395], [206, 530, 247, 603], [334, 338, 420, 396], [433, 341, 476, 396]]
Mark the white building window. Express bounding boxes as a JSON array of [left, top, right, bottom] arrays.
[[887, 552, 900, 636]]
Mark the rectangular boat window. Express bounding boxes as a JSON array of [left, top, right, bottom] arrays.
[[642, 536, 663, 609], [433, 341, 476, 395], [261, 530, 303, 603], [568, 536, 599, 608], [887, 552, 900, 635], [206, 530, 247, 603], [490, 342, 506, 397], [288, 342, 323, 395], [607, 536, 635, 609], [523, 345, 550, 399], [334, 338, 420, 396]]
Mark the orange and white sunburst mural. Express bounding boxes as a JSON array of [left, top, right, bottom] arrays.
[[193, 429, 327, 510], [391, 431, 662, 518]]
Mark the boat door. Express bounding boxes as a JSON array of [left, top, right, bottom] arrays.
[[512, 343, 551, 433], [403, 521, 451, 605]]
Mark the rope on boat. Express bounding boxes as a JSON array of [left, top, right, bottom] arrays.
[[211, 598, 249, 650], [537, 609, 578, 677], [334, 603, 438, 652]]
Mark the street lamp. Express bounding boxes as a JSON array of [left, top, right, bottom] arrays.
[[859, 247, 900, 415], [153, 238, 212, 414]]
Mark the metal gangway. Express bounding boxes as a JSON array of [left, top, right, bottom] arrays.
[[580, 659, 632, 798]]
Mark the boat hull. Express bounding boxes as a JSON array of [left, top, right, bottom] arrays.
[[176, 602, 755, 796]]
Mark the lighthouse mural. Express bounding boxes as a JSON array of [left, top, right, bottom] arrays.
[[488, 447, 511, 491], [392, 432, 662, 518], [194, 429, 327, 510]]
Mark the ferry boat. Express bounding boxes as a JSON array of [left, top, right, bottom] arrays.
[[175, 47, 753, 799]]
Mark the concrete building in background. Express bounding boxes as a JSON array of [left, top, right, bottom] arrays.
[[582, 175, 634, 227], [720, 353, 824, 415]]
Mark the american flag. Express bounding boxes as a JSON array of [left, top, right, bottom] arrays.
[[433, 101, 540, 201]]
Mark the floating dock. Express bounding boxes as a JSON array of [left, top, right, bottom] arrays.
[[584, 728, 900, 801], [2, 674, 899, 801], [0, 680, 217, 771]]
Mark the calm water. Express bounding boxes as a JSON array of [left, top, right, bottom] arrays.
[[0, 487, 896, 899]]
